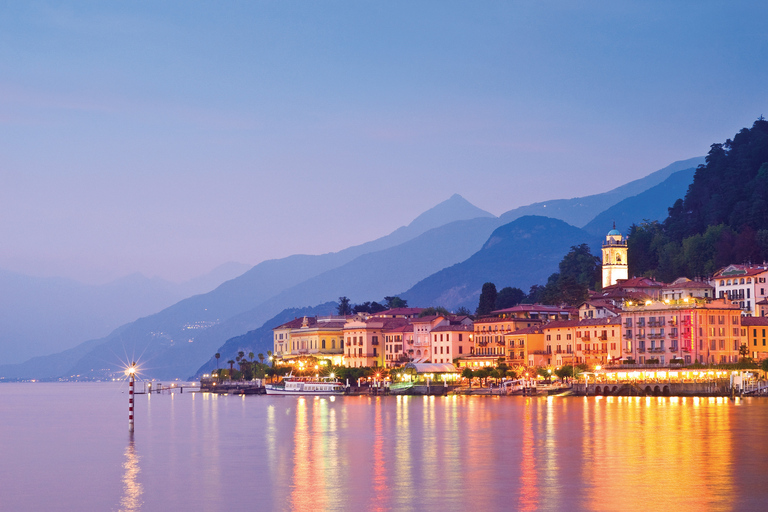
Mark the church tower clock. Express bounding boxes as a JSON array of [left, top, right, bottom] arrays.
[[602, 224, 628, 288]]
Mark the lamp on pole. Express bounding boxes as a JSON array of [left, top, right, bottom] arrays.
[[126, 361, 137, 433]]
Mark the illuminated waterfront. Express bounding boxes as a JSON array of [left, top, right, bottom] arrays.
[[2, 383, 767, 511]]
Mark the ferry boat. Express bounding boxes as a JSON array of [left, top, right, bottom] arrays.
[[265, 374, 345, 396]]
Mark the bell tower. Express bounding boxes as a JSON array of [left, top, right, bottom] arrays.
[[602, 223, 628, 288]]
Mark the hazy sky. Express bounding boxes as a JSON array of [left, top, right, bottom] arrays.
[[1, 2, 766, 284]]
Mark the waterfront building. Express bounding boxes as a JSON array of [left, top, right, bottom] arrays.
[[712, 264, 768, 316], [383, 323, 412, 368], [430, 323, 474, 364], [661, 277, 714, 301], [343, 316, 410, 368], [574, 317, 622, 366], [621, 298, 742, 365], [503, 325, 544, 367], [542, 320, 579, 366], [602, 225, 628, 288], [740, 316, 768, 360], [273, 316, 347, 364], [410, 315, 448, 362], [473, 305, 570, 360]]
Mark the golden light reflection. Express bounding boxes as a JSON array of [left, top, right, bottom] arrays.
[[369, 398, 389, 512], [582, 397, 734, 512], [117, 438, 143, 512], [517, 398, 539, 511]]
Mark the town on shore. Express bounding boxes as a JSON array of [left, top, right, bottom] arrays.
[[206, 228, 768, 396]]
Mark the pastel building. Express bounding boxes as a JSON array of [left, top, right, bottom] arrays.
[[621, 298, 742, 365], [740, 316, 768, 360], [503, 325, 545, 367], [344, 316, 410, 368], [273, 316, 347, 364], [430, 324, 474, 364], [574, 317, 622, 366], [542, 320, 579, 367], [712, 264, 768, 316]]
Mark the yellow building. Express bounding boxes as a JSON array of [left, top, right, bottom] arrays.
[[273, 316, 346, 365], [504, 325, 544, 367], [741, 317, 768, 360]]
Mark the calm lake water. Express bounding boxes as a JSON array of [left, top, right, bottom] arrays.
[[2, 383, 768, 511]]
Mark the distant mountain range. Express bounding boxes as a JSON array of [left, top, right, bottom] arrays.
[[0, 157, 703, 380], [401, 216, 602, 310], [498, 157, 704, 227], [0, 262, 251, 364]]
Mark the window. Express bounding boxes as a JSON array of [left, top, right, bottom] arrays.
[[459, 346, 463, 354], [459, 334, 463, 341], [322, 339, 326, 349]]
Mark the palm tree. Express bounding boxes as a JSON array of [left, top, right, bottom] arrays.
[[258, 353, 265, 364], [227, 360, 235, 379], [248, 352, 255, 362], [215, 353, 220, 369]]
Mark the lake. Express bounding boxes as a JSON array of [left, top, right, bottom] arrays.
[[1, 382, 767, 511]]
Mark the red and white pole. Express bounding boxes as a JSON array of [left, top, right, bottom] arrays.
[[128, 362, 136, 433]]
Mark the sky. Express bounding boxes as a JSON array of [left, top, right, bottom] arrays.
[[1, 1, 766, 284]]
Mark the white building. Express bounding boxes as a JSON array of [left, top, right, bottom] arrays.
[[712, 264, 768, 316]]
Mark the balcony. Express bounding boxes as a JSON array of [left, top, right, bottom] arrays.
[[597, 335, 608, 341], [623, 334, 633, 340], [637, 348, 646, 353]]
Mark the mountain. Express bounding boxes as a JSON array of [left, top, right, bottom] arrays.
[[0, 195, 495, 379], [581, 167, 697, 238], [0, 265, 247, 365], [401, 216, 601, 310], [57, 216, 502, 380], [499, 157, 704, 228], [190, 302, 339, 379]]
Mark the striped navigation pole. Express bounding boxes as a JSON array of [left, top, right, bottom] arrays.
[[127, 361, 137, 433]]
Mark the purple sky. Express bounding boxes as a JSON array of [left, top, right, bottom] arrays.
[[1, 2, 766, 284]]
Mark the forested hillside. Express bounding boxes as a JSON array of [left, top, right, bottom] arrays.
[[629, 118, 768, 281]]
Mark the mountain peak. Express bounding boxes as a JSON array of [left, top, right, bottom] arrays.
[[406, 194, 495, 232]]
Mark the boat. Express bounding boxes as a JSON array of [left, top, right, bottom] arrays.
[[265, 374, 345, 395], [388, 381, 415, 395]]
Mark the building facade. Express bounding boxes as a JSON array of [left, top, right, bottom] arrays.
[[621, 299, 742, 365]]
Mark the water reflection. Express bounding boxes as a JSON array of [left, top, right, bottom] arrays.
[[117, 436, 143, 512]]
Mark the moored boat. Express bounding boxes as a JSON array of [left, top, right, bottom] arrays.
[[265, 374, 345, 395]]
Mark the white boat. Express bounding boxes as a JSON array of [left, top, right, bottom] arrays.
[[265, 374, 345, 395]]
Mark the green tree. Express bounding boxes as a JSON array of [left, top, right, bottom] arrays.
[[227, 360, 235, 379], [419, 306, 450, 317], [384, 296, 408, 309], [496, 287, 526, 309], [215, 352, 220, 369], [455, 306, 472, 316], [337, 296, 352, 316], [476, 282, 498, 316]]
